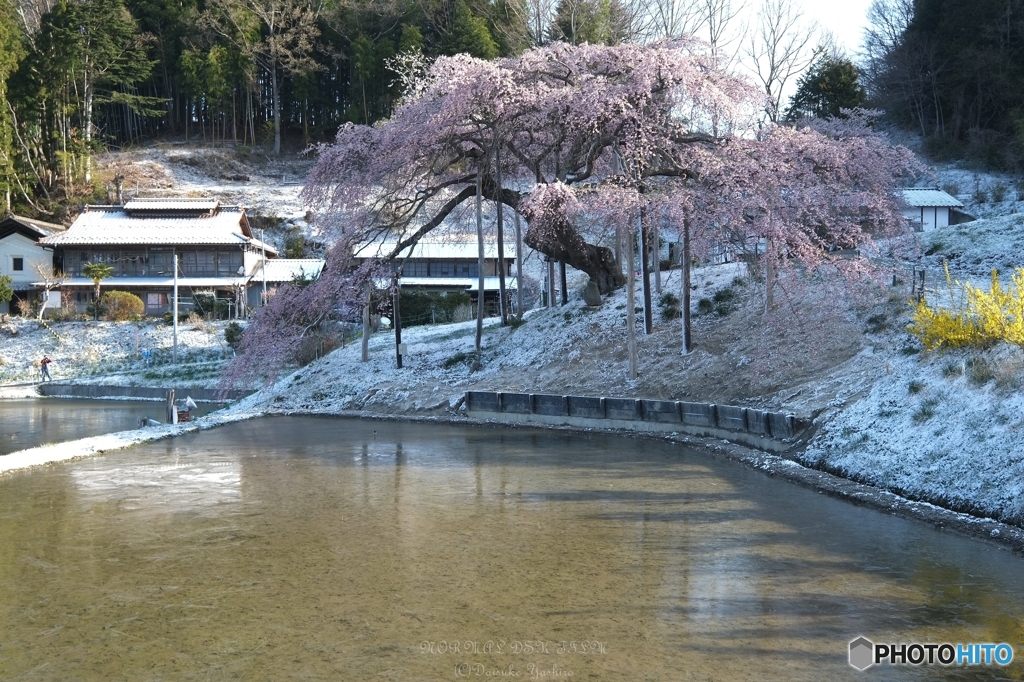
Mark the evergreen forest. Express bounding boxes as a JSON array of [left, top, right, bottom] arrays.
[[0, 0, 1022, 219]]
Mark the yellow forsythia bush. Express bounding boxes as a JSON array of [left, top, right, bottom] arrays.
[[909, 264, 1024, 350]]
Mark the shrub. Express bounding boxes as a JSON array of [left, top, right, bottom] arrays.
[[912, 399, 938, 423], [865, 313, 887, 333], [398, 290, 474, 327], [443, 351, 468, 368], [697, 298, 714, 314], [967, 358, 995, 386], [658, 292, 681, 319], [712, 287, 737, 316], [192, 291, 228, 319], [100, 291, 144, 321], [910, 264, 1024, 350], [225, 321, 244, 349], [163, 310, 191, 325], [293, 330, 340, 366], [283, 228, 306, 258], [991, 182, 1009, 203]]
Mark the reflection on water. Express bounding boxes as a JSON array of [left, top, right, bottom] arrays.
[[0, 399, 171, 455], [0, 416, 1022, 681]]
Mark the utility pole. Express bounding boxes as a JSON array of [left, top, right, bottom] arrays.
[[260, 228, 267, 304], [682, 215, 692, 354], [475, 168, 485, 352], [361, 282, 371, 362], [495, 141, 507, 325], [172, 248, 179, 363], [626, 225, 637, 380], [514, 213, 524, 320], [393, 272, 403, 369]]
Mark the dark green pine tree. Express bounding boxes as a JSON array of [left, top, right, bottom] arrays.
[[550, 0, 627, 46], [0, 0, 24, 211], [786, 54, 868, 121], [38, 0, 159, 181], [444, 0, 499, 59]]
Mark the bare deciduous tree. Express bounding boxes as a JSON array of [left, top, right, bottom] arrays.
[[33, 261, 68, 320], [745, 0, 819, 122], [642, 0, 705, 41]]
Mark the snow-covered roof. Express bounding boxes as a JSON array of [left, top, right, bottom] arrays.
[[902, 188, 964, 208], [124, 198, 220, 213], [0, 215, 65, 241], [354, 240, 517, 260], [41, 204, 278, 254], [259, 258, 325, 282], [375, 276, 518, 292], [56, 276, 249, 288]]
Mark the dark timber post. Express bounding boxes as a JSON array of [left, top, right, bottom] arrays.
[[640, 204, 653, 334], [560, 261, 568, 306], [392, 273, 403, 369]]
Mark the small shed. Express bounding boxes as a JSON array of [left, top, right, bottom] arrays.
[[901, 188, 965, 231]]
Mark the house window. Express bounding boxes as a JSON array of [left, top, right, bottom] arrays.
[[12, 257, 24, 272], [455, 261, 478, 278], [149, 251, 174, 275], [403, 261, 428, 277], [432, 261, 454, 277], [217, 250, 243, 276]]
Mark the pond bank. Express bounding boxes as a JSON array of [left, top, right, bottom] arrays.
[[4, 394, 1022, 556]]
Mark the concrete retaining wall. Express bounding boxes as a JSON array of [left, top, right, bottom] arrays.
[[465, 391, 805, 452], [38, 383, 253, 403]]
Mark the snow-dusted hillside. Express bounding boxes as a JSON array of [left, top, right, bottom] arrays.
[[802, 208, 1024, 525], [5, 144, 1024, 529]]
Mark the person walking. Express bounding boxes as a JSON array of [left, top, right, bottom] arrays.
[[40, 355, 52, 382]]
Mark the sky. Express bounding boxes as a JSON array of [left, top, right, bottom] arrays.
[[794, 0, 875, 56]]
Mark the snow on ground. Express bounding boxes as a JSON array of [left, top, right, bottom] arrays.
[[0, 317, 237, 388], [800, 194, 1024, 526], [6, 145, 1024, 531], [96, 144, 312, 221]]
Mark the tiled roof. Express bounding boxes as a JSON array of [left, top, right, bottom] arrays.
[[354, 239, 517, 260], [57, 276, 248, 288], [9, 215, 66, 236], [41, 205, 277, 253], [375, 276, 518, 291], [259, 259, 325, 282], [124, 198, 221, 212], [902, 188, 964, 208]]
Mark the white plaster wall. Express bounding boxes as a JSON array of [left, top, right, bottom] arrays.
[[902, 206, 951, 231], [0, 233, 52, 287]]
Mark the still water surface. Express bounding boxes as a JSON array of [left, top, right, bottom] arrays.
[[0, 416, 1022, 680], [0, 399, 169, 455]]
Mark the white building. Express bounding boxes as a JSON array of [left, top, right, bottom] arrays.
[[353, 238, 517, 314], [0, 215, 65, 315], [901, 188, 965, 231]]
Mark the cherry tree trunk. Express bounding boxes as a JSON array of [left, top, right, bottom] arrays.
[[523, 231, 625, 295]]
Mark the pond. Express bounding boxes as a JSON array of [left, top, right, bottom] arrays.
[[0, 398, 173, 456], [0, 416, 1022, 680]]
